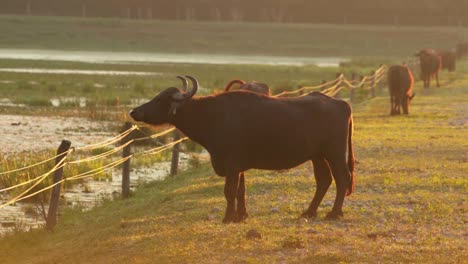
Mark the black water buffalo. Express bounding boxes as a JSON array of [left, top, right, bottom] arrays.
[[224, 79, 271, 95], [439, 50, 456, 72], [415, 49, 441, 88], [456, 42, 468, 58], [130, 76, 355, 223], [387, 65, 415, 115]]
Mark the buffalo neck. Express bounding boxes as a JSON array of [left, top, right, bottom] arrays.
[[170, 97, 216, 149]]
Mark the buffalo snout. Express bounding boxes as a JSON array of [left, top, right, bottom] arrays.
[[129, 109, 143, 122]]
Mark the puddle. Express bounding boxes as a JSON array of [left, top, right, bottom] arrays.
[[0, 49, 346, 67]]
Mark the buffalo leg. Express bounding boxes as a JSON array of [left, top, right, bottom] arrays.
[[390, 95, 395, 115], [236, 172, 248, 221], [302, 158, 332, 219], [402, 97, 409, 115], [396, 96, 401, 115], [223, 172, 240, 223], [436, 73, 440, 87], [326, 157, 350, 219]]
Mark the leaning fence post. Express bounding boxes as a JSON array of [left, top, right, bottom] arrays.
[[121, 122, 132, 198], [170, 130, 181, 176], [378, 65, 386, 94], [334, 73, 342, 99], [350, 72, 357, 103], [370, 70, 376, 98], [46, 139, 71, 231]]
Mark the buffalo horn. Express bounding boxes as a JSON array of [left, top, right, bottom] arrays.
[[176, 76, 188, 91], [184, 76, 199, 99]]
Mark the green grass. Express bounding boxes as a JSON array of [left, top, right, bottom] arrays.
[[0, 63, 466, 263], [0, 15, 466, 57]]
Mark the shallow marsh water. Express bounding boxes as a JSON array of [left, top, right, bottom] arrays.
[[0, 49, 347, 67]]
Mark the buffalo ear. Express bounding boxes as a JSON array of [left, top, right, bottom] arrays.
[[168, 92, 182, 116], [169, 101, 183, 116]]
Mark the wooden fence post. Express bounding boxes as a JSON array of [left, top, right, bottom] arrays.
[[378, 65, 386, 94], [46, 139, 71, 231], [334, 73, 342, 99], [121, 122, 132, 198], [170, 130, 181, 176], [370, 70, 376, 98], [350, 72, 356, 103]]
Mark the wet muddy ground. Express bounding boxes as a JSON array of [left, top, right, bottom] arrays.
[[0, 114, 115, 154]]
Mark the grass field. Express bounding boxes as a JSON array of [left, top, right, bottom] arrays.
[[0, 15, 466, 57], [0, 61, 466, 263]]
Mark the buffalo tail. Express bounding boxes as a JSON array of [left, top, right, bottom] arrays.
[[346, 115, 355, 196]]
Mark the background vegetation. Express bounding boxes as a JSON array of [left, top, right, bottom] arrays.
[[1, 0, 468, 27]]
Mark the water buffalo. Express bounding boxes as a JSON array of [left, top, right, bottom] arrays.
[[387, 65, 415, 115], [224, 79, 271, 95], [415, 49, 441, 88], [439, 50, 456, 72], [130, 76, 355, 223]]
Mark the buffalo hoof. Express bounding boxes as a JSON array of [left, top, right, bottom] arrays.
[[325, 210, 343, 220], [300, 211, 317, 219], [222, 217, 235, 224], [237, 212, 249, 222], [222, 214, 239, 224]]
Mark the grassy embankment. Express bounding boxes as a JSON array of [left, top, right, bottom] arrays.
[[0, 61, 466, 263], [0, 15, 466, 56]]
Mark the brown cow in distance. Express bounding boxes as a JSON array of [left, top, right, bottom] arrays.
[[130, 76, 355, 223], [224, 79, 271, 95], [387, 65, 415, 115], [438, 50, 456, 72], [415, 49, 441, 88]]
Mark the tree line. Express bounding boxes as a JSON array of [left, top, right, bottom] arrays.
[[1, 0, 467, 27]]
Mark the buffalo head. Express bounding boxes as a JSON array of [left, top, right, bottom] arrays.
[[129, 76, 198, 125], [224, 79, 271, 95]]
